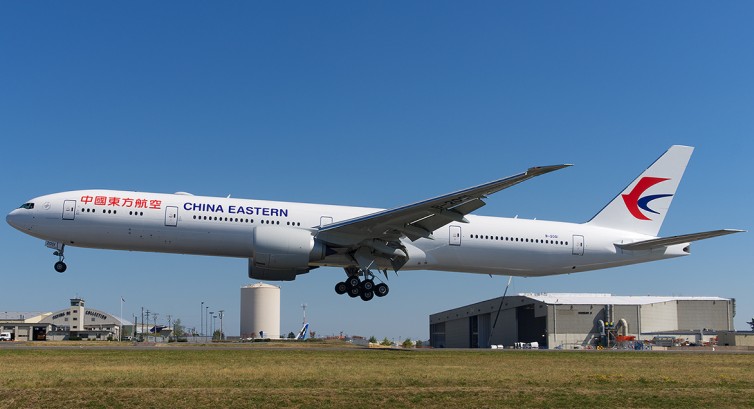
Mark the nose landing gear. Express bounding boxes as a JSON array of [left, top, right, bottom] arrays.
[[52, 244, 67, 273]]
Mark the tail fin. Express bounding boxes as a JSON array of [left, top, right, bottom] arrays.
[[587, 145, 694, 236]]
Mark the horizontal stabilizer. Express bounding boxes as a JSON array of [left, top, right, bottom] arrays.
[[616, 229, 744, 251]]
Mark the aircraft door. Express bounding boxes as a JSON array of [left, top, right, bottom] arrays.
[[62, 200, 76, 220], [572, 235, 584, 256], [165, 206, 178, 226], [449, 225, 461, 246]]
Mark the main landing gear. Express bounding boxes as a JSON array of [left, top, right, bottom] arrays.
[[334, 269, 389, 302], [53, 245, 67, 273]]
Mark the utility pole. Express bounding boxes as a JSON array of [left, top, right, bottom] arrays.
[[166, 314, 172, 340], [119, 297, 124, 342], [153, 313, 159, 339], [145, 310, 150, 340], [141, 307, 144, 339]]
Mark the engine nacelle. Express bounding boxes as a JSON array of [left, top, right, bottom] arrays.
[[248, 264, 313, 281], [248, 226, 327, 281]]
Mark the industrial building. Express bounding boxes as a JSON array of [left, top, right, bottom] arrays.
[[240, 283, 280, 339], [429, 293, 734, 349], [0, 298, 131, 341], [717, 331, 754, 347]]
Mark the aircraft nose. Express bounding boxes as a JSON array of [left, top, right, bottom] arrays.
[[6, 208, 30, 231], [6, 209, 21, 229]]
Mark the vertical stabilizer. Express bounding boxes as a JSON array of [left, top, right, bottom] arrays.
[[587, 145, 693, 236]]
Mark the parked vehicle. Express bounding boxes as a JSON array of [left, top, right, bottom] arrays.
[[0, 331, 12, 341]]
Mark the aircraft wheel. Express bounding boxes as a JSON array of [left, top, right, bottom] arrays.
[[54, 261, 67, 273], [360, 291, 374, 302], [335, 282, 348, 295], [361, 279, 374, 292], [346, 276, 361, 288], [374, 283, 389, 297], [348, 286, 360, 298]]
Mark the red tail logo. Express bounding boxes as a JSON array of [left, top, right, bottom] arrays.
[[622, 177, 673, 220]]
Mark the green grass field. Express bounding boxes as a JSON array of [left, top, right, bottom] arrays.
[[0, 344, 752, 408]]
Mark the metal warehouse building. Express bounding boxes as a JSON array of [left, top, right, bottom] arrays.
[[429, 293, 734, 349]]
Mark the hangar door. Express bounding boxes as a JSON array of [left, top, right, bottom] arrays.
[[516, 304, 547, 348], [33, 326, 47, 341], [470, 313, 491, 348]]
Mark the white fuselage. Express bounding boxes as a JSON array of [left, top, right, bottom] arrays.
[[6, 189, 690, 277]]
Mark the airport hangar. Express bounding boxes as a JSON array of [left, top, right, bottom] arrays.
[[429, 293, 735, 349]]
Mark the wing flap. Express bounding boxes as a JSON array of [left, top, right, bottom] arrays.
[[615, 229, 744, 251]]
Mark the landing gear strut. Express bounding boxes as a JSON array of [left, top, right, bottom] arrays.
[[53, 245, 67, 273], [334, 268, 389, 301]]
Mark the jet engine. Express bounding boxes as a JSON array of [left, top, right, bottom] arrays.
[[248, 226, 328, 281]]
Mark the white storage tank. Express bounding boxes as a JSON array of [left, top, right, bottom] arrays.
[[240, 283, 280, 339]]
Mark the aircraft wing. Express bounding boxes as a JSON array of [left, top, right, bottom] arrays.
[[319, 164, 570, 242], [316, 164, 570, 271], [615, 229, 744, 251]]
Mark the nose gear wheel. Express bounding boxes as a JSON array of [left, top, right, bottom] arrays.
[[52, 245, 67, 273]]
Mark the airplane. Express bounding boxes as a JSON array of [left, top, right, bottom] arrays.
[[296, 323, 310, 340], [6, 145, 743, 301]]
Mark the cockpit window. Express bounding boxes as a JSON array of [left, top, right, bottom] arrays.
[[19, 203, 34, 210]]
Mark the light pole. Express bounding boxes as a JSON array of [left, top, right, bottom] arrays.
[[200, 301, 204, 337], [212, 315, 217, 340], [141, 307, 144, 340], [119, 296, 124, 342], [218, 310, 224, 341], [205, 306, 209, 342]]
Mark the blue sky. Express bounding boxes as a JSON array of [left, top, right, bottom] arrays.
[[2, 2, 752, 340]]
